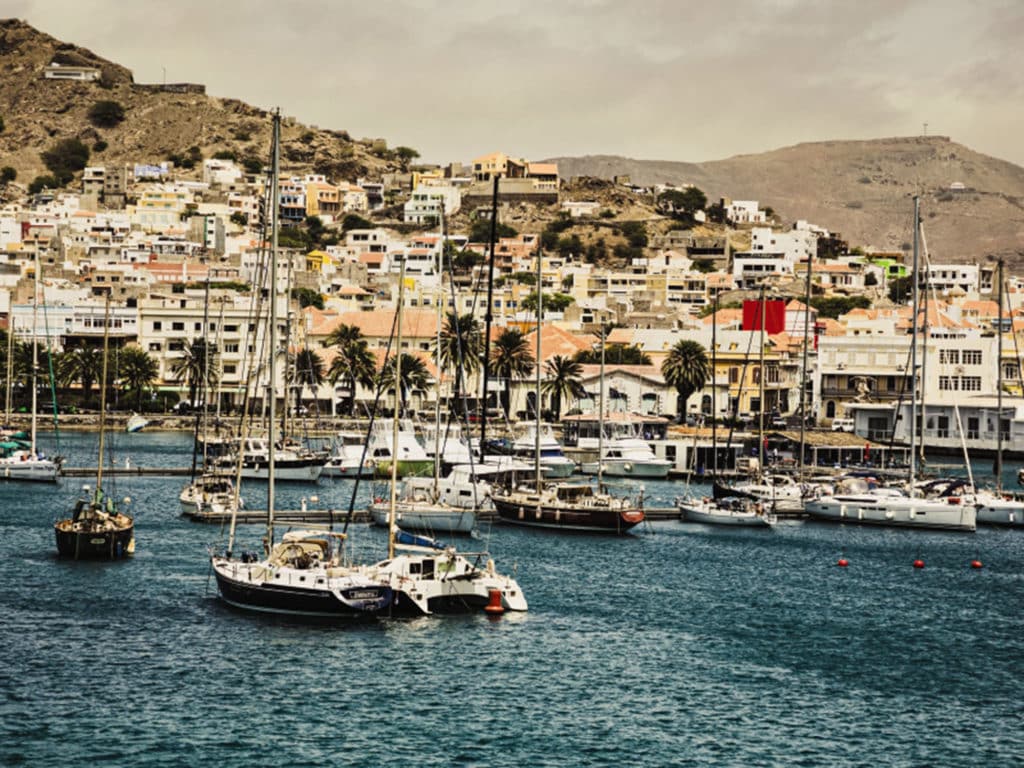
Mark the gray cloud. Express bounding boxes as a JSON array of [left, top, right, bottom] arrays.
[[11, 0, 1023, 165]]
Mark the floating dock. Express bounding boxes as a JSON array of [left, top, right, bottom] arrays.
[[61, 466, 194, 477]]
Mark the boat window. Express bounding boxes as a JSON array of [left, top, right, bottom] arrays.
[[422, 559, 434, 579]]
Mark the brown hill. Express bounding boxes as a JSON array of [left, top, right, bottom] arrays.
[[0, 19, 399, 189], [550, 137, 1024, 265]]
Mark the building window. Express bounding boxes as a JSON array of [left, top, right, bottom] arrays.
[[962, 350, 982, 365], [961, 376, 981, 391], [148, 342, 161, 352], [153, 321, 162, 331], [939, 350, 960, 364], [172, 322, 184, 331], [939, 376, 954, 391]]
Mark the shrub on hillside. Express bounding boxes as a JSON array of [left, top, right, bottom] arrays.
[[87, 100, 126, 128], [41, 138, 90, 184], [28, 175, 60, 194], [1, 167, 15, 184], [93, 140, 108, 153]]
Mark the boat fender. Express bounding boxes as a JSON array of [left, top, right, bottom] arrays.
[[623, 462, 633, 473], [948, 496, 960, 505]]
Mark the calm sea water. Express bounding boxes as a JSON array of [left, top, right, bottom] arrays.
[[2, 431, 1023, 767]]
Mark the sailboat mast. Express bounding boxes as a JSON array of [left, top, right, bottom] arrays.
[[996, 257, 1005, 492], [798, 257, 812, 472], [433, 205, 444, 495], [909, 196, 919, 490], [757, 284, 766, 473], [479, 175, 500, 455], [598, 322, 605, 488], [711, 293, 718, 476], [388, 243, 408, 559], [95, 292, 112, 497], [4, 311, 13, 425], [267, 110, 281, 549], [30, 251, 39, 458], [534, 247, 543, 493]]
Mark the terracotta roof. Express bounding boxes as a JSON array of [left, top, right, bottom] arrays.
[[313, 308, 439, 340], [523, 323, 596, 358]]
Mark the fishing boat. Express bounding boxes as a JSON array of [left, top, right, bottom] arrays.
[[54, 295, 134, 559], [322, 431, 376, 478], [367, 419, 434, 478], [677, 495, 776, 527], [210, 112, 392, 619], [126, 412, 149, 433]]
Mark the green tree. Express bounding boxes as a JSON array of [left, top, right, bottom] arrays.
[[469, 218, 517, 242], [378, 352, 431, 412], [1, 166, 16, 184], [289, 347, 324, 413], [490, 328, 534, 418], [435, 312, 484, 406], [41, 138, 90, 185], [888, 274, 915, 304], [521, 291, 574, 314], [326, 323, 377, 415], [0, 116, 4, 134], [87, 100, 126, 128], [28, 175, 59, 194], [170, 338, 220, 405], [394, 146, 420, 170], [809, 295, 871, 319], [92, 140, 108, 153], [661, 339, 710, 422], [341, 213, 373, 232], [292, 287, 324, 310], [574, 344, 651, 365], [58, 344, 104, 403], [657, 187, 707, 224], [117, 345, 159, 409], [229, 211, 248, 227], [542, 355, 585, 422]]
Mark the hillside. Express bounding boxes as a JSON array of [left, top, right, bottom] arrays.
[[0, 19, 400, 189], [550, 137, 1024, 265]]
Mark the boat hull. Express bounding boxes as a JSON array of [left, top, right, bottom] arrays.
[[804, 496, 976, 532], [490, 496, 644, 534], [234, 459, 324, 482], [321, 461, 374, 478], [0, 459, 59, 482], [369, 503, 477, 534], [212, 559, 392, 617], [582, 460, 671, 479], [975, 499, 1024, 527], [677, 501, 773, 527], [54, 520, 135, 559]]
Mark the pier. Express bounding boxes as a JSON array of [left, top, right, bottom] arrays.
[[61, 466, 194, 477]]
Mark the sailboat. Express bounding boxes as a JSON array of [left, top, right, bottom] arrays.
[[54, 295, 134, 559], [210, 112, 393, 618], [1, 252, 60, 482], [804, 197, 976, 532], [368, 216, 480, 535], [490, 252, 645, 534]]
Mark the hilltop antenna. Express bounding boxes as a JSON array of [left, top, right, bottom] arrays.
[[923, 122, 928, 136]]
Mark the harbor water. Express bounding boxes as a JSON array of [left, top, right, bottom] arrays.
[[2, 431, 1023, 766]]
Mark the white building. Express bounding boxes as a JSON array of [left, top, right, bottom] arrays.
[[403, 185, 461, 224], [725, 200, 766, 224]]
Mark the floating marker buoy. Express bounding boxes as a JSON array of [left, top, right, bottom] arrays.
[[484, 588, 505, 615], [970, 559, 983, 569], [913, 558, 925, 569], [837, 557, 849, 567]]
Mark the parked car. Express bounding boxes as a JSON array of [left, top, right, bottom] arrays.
[[831, 418, 855, 432]]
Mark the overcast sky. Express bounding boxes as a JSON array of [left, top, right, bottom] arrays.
[[10, 0, 1024, 166]]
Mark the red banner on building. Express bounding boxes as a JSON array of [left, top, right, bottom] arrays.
[[742, 299, 786, 334]]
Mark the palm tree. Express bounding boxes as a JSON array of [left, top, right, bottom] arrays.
[[57, 343, 104, 403], [171, 338, 220, 405], [377, 353, 431, 413], [490, 328, 534, 419], [117, 345, 159, 409], [434, 312, 483, 407], [326, 323, 377, 415], [542, 355, 585, 422], [290, 347, 324, 413], [661, 339, 710, 422]]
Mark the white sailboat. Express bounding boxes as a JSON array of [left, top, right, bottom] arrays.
[[211, 112, 392, 618], [1, 251, 59, 482], [804, 197, 975, 532]]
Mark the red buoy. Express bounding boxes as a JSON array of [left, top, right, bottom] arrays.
[[970, 559, 983, 569], [913, 558, 925, 569], [484, 588, 505, 615], [837, 558, 849, 567]]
